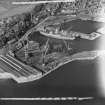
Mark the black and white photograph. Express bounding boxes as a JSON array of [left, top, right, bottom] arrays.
[[0, 0, 105, 105]]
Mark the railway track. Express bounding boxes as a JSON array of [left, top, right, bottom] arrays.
[[0, 54, 42, 83]]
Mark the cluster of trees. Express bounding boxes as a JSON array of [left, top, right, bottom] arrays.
[[0, 12, 34, 49], [0, 2, 61, 49]]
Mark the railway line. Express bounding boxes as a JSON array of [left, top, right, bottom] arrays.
[[0, 54, 42, 83]]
